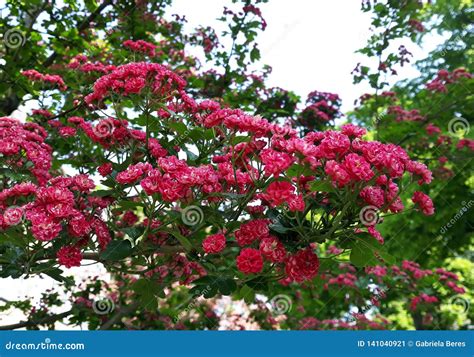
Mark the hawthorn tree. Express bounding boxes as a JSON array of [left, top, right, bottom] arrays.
[[0, 0, 471, 330]]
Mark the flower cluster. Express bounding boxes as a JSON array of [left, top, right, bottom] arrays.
[[410, 293, 438, 311], [0, 117, 52, 185], [0, 174, 112, 264], [68, 55, 116, 74], [387, 106, 425, 122], [299, 91, 342, 128], [412, 191, 435, 216], [426, 68, 472, 93], [85, 62, 187, 104], [123, 39, 157, 57], [21, 69, 67, 91]]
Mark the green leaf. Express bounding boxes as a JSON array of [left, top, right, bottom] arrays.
[[350, 234, 395, 267], [0, 232, 27, 247], [116, 200, 144, 210], [161, 228, 193, 252], [132, 279, 164, 311], [169, 121, 188, 135], [350, 241, 377, 267], [121, 226, 145, 240], [100, 240, 134, 261], [239, 284, 255, 303], [269, 222, 290, 234], [217, 278, 237, 296], [90, 189, 115, 197], [43, 268, 74, 284], [286, 164, 313, 177], [230, 136, 251, 145], [309, 180, 335, 193]]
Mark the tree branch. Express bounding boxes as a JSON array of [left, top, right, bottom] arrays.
[[0, 309, 73, 330], [99, 302, 140, 330], [42, 0, 113, 67]]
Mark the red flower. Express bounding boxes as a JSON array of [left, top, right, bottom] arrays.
[[98, 163, 113, 177], [234, 219, 270, 246], [57, 246, 82, 268], [260, 181, 294, 207], [260, 149, 294, 177], [236, 248, 264, 274], [412, 191, 435, 215], [285, 248, 320, 282], [202, 233, 226, 254], [259, 236, 287, 263]]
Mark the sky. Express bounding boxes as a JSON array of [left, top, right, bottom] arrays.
[[2, 1, 445, 328], [170, 0, 444, 112]]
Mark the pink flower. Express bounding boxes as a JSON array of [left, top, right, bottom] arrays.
[[57, 246, 82, 268], [236, 248, 264, 274], [343, 153, 374, 181], [359, 186, 385, 208], [21, 70, 67, 91], [288, 194, 305, 212], [426, 123, 441, 135], [31, 217, 62, 241], [116, 163, 151, 185], [3, 206, 24, 226], [285, 248, 320, 282], [324, 160, 351, 187], [341, 124, 366, 138], [260, 148, 294, 176], [260, 181, 294, 207], [412, 191, 435, 215], [235, 219, 270, 246], [368, 226, 384, 244], [259, 236, 287, 263], [202, 233, 226, 254], [98, 163, 113, 177], [59, 127, 77, 137], [123, 39, 157, 57]]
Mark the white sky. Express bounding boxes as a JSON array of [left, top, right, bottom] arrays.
[[170, 0, 444, 112]]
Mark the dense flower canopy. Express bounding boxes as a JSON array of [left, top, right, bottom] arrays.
[[0, 0, 471, 331]]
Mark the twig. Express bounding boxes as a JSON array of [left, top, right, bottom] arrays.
[[99, 302, 140, 330], [0, 310, 73, 330]]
